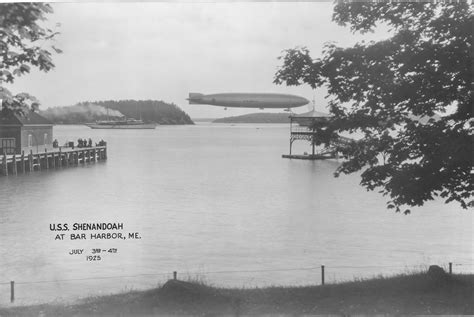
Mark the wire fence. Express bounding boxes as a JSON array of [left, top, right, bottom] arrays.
[[1, 262, 473, 305]]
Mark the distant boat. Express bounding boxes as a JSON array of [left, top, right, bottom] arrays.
[[86, 118, 157, 129]]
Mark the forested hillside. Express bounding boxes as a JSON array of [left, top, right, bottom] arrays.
[[41, 100, 194, 125]]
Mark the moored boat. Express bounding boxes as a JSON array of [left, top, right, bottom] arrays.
[[86, 118, 157, 129]]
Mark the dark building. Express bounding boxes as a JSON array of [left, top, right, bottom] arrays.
[[0, 110, 54, 155]]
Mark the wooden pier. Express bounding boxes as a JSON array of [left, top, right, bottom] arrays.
[[282, 153, 337, 160], [283, 110, 354, 160], [0, 146, 107, 176]]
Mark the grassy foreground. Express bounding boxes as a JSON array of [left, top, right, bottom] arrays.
[[1, 272, 473, 316]]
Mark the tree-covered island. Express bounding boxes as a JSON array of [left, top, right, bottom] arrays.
[[40, 100, 194, 125], [213, 112, 292, 124]]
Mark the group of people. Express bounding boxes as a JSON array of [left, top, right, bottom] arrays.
[[77, 138, 93, 148], [59, 138, 107, 149]]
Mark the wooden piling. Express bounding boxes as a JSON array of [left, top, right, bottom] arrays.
[[12, 154, 17, 175], [37, 152, 41, 171], [21, 151, 25, 174], [44, 149, 49, 170], [2, 152, 8, 176], [28, 150, 33, 172], [58, 148, 62, 168]]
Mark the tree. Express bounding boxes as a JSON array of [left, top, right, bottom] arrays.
[[274, 2, 473, 213], [0, 3, 60, 115]]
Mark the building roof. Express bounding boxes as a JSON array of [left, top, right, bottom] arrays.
[[290, 110, 333, 118], [0, 110, 53, 126]]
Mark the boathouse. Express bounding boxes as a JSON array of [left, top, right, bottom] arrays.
[[0, 110, 53, 155], [282, 110, 353, 160]]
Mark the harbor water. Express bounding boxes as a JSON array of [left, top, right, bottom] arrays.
[[0, 123, 472, 305]]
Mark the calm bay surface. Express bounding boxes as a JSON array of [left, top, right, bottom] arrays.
[[0, 123, 472, 305]]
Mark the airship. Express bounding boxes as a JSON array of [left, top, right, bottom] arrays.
[[188, 93, 309, 109]]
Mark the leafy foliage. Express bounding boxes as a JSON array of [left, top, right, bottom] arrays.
[[0, 3, 60, 115], [274, 2, 473, 213]]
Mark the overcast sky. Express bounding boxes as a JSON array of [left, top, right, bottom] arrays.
[[8, 2, 390, 118]]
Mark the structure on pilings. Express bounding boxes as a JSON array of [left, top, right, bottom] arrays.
[[282, 110, 353, 160]]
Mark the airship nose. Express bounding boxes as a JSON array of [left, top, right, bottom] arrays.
[[299, 97, 310, 106]]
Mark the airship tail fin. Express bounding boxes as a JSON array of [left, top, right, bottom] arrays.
[[188, 93, 204, 104]]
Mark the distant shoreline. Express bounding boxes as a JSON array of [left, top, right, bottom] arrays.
[[212, 112, 291, 124]]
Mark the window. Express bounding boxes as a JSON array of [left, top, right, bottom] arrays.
[[28, 134, 32, 147], [44, 133, 48, 145], [0, 138, 16, 155]]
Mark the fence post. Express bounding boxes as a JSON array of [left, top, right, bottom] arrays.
[[321, 265, 325, 285], [449, 262, 452, 274], [173, 271, 177, 280], [10, 281, 14, 303]]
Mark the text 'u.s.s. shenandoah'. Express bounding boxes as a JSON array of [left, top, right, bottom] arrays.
[[50, 222, 141, 241]]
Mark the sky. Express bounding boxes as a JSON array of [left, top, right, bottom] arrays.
[[7, 2, 390, 118]]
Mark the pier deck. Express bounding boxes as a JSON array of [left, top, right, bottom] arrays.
[[282, 153, 336, 160], [1, 146, 107, 176]]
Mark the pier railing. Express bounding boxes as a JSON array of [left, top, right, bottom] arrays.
[[0, 146, 107, 176], [0, 261, 472, 305]]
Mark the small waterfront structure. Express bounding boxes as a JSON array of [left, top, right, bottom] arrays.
[[282, 110, 352, 160], [0, 110, 108, 176], [0, 110, 53, 154]]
